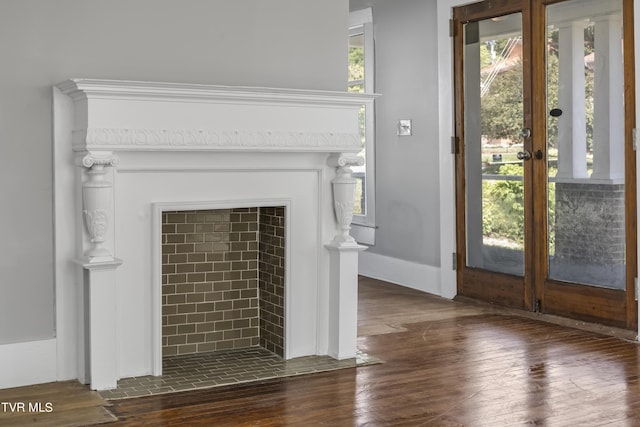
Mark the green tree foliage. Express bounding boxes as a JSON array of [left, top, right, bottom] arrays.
[[482, 164, 525, 245], [348, 45, 364, 87], [481, 28, 594, 151], [480, 41, 524, 143], [478, 28, 594, 248], [546, 48, 560, 149], [482, 163, 556, 250], [585, 58, 594, 152]]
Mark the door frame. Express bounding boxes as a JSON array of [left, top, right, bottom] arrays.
[[453, 0, 533, 312], [534, 0, 637, 330], [452, 0, 637, 329]]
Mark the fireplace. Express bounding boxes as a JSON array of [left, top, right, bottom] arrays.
[[53, 79, 375, 390], [161, 206, 286, 358]]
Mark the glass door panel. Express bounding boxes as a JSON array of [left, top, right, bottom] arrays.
[[546, 0, 625, 289], [464, 13, 525, 276], [456, 0, 635, 328]]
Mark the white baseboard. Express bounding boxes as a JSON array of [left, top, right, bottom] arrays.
[[358, 251, 443, 296], [0, 339, 57, 389]]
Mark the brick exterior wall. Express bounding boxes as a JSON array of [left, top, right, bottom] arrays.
[[552, 182, 625, 288], [161, 207, 285, 357], [554, 183, 625, 264]]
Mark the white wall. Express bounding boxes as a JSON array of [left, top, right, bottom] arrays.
[[350, 0, 442, 292], [0, 0, 347, 347]]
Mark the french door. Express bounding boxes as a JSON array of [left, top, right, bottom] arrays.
[[453, 0, 637, 329]]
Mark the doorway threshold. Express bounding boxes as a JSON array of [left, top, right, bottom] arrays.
[[454, 295, 638, 342]]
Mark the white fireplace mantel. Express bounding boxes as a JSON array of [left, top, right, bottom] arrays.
[[56, 78, 372, 153], [53, 79, 375, 390]]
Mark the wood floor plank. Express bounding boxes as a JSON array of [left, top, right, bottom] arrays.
[[0, 380, 116, 426]]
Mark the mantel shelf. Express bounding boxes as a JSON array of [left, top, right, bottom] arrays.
[[56, 79, 377, 154]]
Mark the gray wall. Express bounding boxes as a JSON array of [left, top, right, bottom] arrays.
[[350, 0, 441, 265], [0, 0, 348, 345]]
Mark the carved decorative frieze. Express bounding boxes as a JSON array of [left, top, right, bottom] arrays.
[[72, 128, 361, 151]]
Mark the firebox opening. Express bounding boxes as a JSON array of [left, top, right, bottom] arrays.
[[161, 207, 285, 359]]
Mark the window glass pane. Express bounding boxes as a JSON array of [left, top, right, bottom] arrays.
[[353, 104, 366, 215], [349, 31, 366, 215], [464, 15, 525, 276], [349, 34, 365, 87]]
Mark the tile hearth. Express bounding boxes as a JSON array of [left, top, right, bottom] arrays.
[[99, 348, 380, 400]]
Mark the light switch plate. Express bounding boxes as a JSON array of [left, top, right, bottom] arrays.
[[398, 119, 412, 136]]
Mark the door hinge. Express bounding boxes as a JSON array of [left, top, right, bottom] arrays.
[[534, 299, 541, 313], [635, 277, 638, 301], [449, 19, 455, 37], [451, 136, 459, 154], [452, 252, 457, 270], [633, 128, 638, 151]]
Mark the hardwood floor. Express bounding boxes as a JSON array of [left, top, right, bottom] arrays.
[[4, 276, 640, 426], [102, 276, 640, 426], [0, 381, 116, 426]]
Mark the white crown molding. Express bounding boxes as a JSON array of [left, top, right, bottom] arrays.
[[56, 78, 378, 106]]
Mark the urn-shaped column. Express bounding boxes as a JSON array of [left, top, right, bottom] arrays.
[[327, 154, 364, 247], [79, 153, 119, 261]]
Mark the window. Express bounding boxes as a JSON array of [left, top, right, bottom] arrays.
[[349, 8, 376, 235]]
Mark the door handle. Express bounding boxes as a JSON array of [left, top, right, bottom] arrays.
[[550, 108, 563, 117], [522, 128, 532, 139], [517, 151, 532, 161]]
